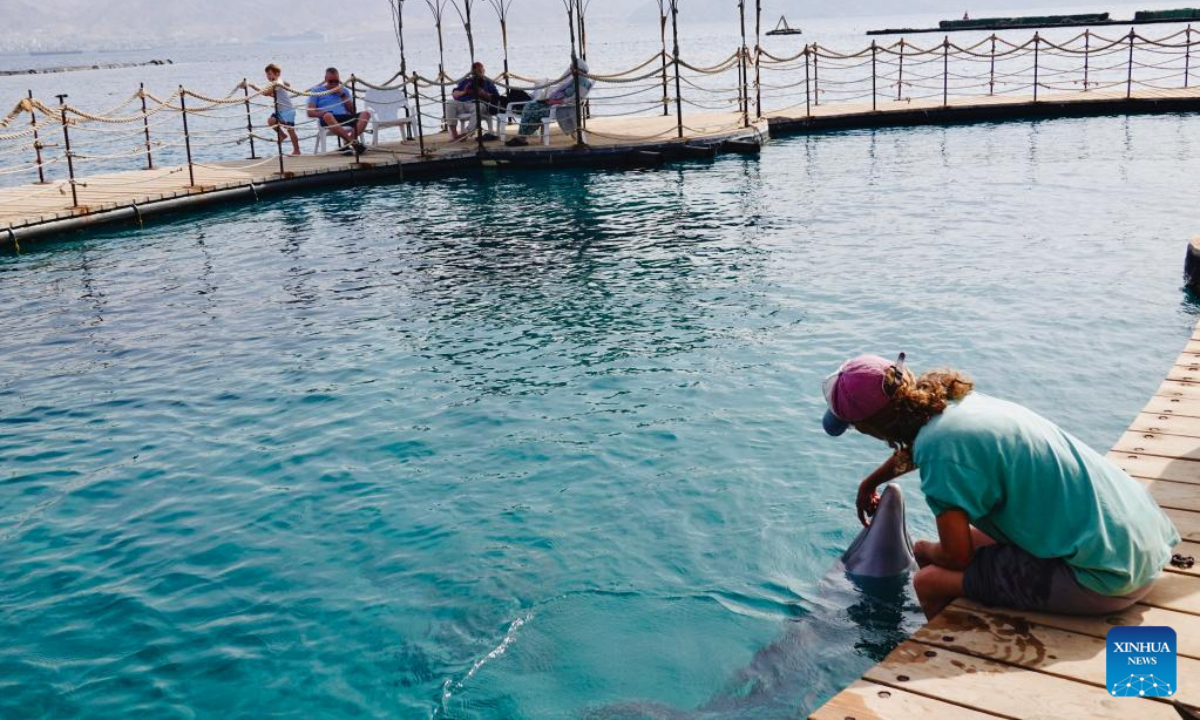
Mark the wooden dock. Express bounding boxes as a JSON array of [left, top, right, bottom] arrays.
[[811, 318, 1200, 720], [3, 83, 1200, 246], [0, 112, 765, 246]]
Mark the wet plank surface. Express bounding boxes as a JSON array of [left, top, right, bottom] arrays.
[[811, 319, 1200, 718]]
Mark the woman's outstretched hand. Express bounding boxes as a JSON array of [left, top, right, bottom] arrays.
[[856, 477, 881, 527]]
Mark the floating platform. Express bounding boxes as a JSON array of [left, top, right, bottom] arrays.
[[0, 113, 766, 246], [868, 12, 1200, 35], [811, 309, 1200, 718]]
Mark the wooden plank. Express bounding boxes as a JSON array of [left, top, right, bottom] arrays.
[[1155, 379, 1200, 401], [810, 679, 1002, 720], [1141, 395, 1200, 419], [1129, 412, 1200, 438], [965, 597, 1200, 658], [863, 640, 1175, 719], [1138, 477, 1200, 512], [1113, 430, 1200, 461], [1166, 507, 1200, 543], [1169, 366, 1200, 384], [1143, 567, 1200, 614], [1109, 451, 1200, 485], [914, 603, 1200, 706]]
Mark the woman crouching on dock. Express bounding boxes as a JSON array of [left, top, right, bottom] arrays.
[[822, 353, 1180, 620]]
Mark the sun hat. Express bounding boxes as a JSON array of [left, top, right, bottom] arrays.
[[822, 353, 906, 437]]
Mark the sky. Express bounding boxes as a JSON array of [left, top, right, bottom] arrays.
[[0, 0, 1186, 51]]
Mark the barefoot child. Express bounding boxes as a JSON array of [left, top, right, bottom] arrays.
[[263, 63, 300, 155]]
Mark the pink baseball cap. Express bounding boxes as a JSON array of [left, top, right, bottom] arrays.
[[822, 353, 906, 436]]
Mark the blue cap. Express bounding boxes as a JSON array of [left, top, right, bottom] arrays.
[[823, 408, 851, 437]]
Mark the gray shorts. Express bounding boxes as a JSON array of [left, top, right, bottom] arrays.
[[963, 544, 1151, 615]]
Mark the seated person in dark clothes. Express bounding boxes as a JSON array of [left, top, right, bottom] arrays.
[[445, 62, 502, 140]]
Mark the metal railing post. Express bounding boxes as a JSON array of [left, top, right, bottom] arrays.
[[658, 3, 670, 116], [754, 0, 762, 118], [813, 43, 820, 106], [139, 82, 153, 169], [1187, 25, 1194, 89], [56, 94, 78, 207], [671, 0, 684, 139], [942, 36, 949, 106], [1083, 30, 1091, 91], [989, 35, 997, 95], [272, 83, 285, 176], [897, 39, 905, 101], [242, 77, 257, 159], [412, 74, 427, 156], [179, 86, 196, 188], [27, 90, 45, 184], [871, 40, 878, 111], [1033, 33, 1040, 102], [804, 44, 812, 117], [350, 75, 363, 160], [1127, 29, 1136, 99], [739, 0, 749, 127]]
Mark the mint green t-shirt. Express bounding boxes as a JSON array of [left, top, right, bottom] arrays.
[[913, 392, 1179, 596]]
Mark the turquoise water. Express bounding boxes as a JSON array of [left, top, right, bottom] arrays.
[[2, 114, 1199, 718]]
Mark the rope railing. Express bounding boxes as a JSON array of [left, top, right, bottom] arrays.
[[1, 26, 1198, 198]]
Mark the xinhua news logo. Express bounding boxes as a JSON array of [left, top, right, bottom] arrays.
[[1107, 626, 1177, 697]]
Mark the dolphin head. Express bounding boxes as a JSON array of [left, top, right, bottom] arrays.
[[841, 484, 917, 578]]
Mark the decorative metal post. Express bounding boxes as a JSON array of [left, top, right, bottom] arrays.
[[451, 1, 485, 149], [27, 90, 45, 183], [488, 1, 514, 93], [242, 78, 257, 159], [656, 1, 669, 116], [813, 43, 820, 106], [739, 0, 749, 127], [350, 75, 362, 161], [1033, 33, 1040, 102], [755, 0, 762, 118], [139, 82, 153, 169], [1082, 30, 1091, 90], [1187, 25, 1194, 89], [272, 83, 285, 176], [412, 74, 427, 156], [1126, 29, 1136, 99], [804, 44, 812, 117], [389, 1, 409, 78], [897, 39, 905, 101], [427, 1, 450, 126], [56, 94, 78, 207], [942, 36, 949, 107], [179, 86, 196, 188], [871, 41, 878, 111], [670, 0, 683, 138], [989, 35, 997, 95]]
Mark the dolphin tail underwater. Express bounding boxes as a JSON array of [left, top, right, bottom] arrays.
[[584, 484, 922, 719]]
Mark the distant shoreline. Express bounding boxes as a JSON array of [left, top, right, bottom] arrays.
[[0, 59, 173, 77]]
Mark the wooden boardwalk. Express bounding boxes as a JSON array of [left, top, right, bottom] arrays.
[[0, 112, 763, 244], [3, 84, 1200, 245], [811, 318, 1200, 720]]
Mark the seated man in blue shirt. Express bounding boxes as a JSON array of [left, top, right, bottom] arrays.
[[445, 62, 500, 141], [307, 67, 370, 154]]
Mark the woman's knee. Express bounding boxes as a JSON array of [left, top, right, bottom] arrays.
[[914, 565, 964, 598]]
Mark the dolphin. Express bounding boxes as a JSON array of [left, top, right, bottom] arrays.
[[585, 484, 921, 720], [841, 484, 918, 578]]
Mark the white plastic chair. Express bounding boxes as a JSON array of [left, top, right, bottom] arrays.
[[497, 86, 557, 146], [445, 100, 497, 137], [365, 86, 415, 146]]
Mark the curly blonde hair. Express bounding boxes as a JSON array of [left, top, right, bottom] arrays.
[[884, 367, 974, 470]]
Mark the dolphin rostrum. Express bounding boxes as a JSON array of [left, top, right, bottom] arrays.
[[586, 483, 921, 719], [841, 483, 918, 578]]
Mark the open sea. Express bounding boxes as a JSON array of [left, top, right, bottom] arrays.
[[2, 4, 1200, 718]]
